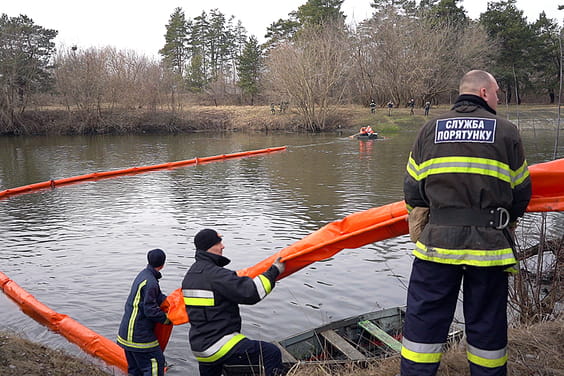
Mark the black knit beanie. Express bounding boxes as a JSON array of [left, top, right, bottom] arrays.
[[147, 248, 166, 267], [194, 229, 222, 251]]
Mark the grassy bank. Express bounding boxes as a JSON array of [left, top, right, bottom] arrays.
[[1, 316, 561, 376], [0, 331, 113, 376], [4, 103, 560, 136]]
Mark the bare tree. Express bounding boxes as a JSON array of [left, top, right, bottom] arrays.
[[54, 47, 108, 124], [353, 9, 491, 106], [265, 21, 353, 131], [54, 46, 172, 120]]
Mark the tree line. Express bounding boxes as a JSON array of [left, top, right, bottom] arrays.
[[0, 0, 562, 133]]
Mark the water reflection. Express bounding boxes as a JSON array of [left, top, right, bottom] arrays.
[[0, 129, 562, 374]]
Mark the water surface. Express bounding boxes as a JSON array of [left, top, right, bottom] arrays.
[[0, 129, 562, 373]]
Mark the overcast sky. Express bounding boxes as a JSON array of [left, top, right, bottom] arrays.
[[2, 0, 562, 58]]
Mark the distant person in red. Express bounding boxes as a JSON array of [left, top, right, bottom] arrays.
[[117, 249, 171, 376]]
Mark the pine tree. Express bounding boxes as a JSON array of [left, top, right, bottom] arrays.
[[236, 36, 263, 104], [0, 14, 57, 130], [159, 7, 189, 76]]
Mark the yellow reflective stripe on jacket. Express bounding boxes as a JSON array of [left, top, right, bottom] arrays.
[[513, 160, 530, 186], [127, 279, 147, 342], [414, 241, 516, 266], [117, 335, 160, 350], [193, 333, 246, 363], [407, 154, 529, 188], [467, 344, 508, 368], [401, 337, 443, 364], [183, 289, 214, 306], [253, 274, 273, 299]]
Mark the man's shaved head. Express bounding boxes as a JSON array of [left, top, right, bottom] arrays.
[[459, 70, 500, 110], [459, 70, 496, 95]]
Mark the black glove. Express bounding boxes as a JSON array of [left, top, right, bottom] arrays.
[[273, 257, 285, 274]]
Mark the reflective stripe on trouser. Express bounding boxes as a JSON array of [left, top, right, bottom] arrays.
[[124, 349, 165, 376], [401, 258, 509, 376], [192, 332, 246, 363]]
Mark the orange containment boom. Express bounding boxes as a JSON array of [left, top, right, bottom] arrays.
[[238, 157, 564, 280], [0, 271, 128, 372], [0, 146, 287, 200], [1, 158, 563, 373]]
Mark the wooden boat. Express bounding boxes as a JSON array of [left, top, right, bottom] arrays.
[[276, 306, 406, 365], [223, 306, 462, 375], [355, 132, 378, 140]]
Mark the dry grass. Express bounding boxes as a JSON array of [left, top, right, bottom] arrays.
[[285, 315, 564, 376], [2, 318, 561, 375], [0, 331, 114, 376], [5, 102, 560, 135]]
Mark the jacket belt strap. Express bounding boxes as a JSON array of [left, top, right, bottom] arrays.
[[429, 207, 510, 229]]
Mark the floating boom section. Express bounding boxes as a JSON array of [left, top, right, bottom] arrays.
[[526, 158, 564, 212], [0, 146, 287, 200], [0, 158, 563, 373], [238, 157, 564, 280], [0, 271, 128, 372]]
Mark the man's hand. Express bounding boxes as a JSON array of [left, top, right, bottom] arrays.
[[273, 257, 286, 274]]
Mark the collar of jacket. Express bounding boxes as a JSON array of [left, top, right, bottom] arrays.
[[451, 94, 496, 115], [195, 249, 231, 267], [146, 265, 162, 280]]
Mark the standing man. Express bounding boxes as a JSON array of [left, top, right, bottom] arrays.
[[401, 70, 531, 376], [387, 100, 394, 116], [183, 229, 286, 376], [117, 248, 171, 376], [424, 101, 431, 116], [408, 98, 415, 115], [370, 98, 376, 114]]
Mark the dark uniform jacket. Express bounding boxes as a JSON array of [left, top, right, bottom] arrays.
[[182, 250, 280, 360], [404, 95, 532, 267], [117, 265, 168, 352]]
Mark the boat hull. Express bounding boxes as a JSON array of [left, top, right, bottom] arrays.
[[355, 133, 379, 140]]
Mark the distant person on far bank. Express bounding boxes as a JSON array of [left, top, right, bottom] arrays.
[[117, 249, 171, 376], [424, 101, 431, 116], [408, 98, 415, 115], [387, 100, 394, 116], [401, 70, 531, 376]]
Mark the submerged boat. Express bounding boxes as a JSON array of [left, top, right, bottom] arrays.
[[355, 132, 379, 140], [276, 306, 405, 365], [223, 306, 462, 375]]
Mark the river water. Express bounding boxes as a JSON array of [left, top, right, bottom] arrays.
[[0, 128, 562, 374]]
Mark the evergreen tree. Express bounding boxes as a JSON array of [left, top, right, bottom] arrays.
[[419, 0, 468, 27], [0, 14, 57, 130], [479, 0, 534, 103], [236, 36, 263, 104], [159, 7, 189, 77], [529, 12, 561, 103], [265, 0, 346, 49], [296, 0, 346, 25], [370, 0, 417, 15], [264, 18, 301, 49]]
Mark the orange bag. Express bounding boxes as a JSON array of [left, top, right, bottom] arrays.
[[162, 288, 188, 325]]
